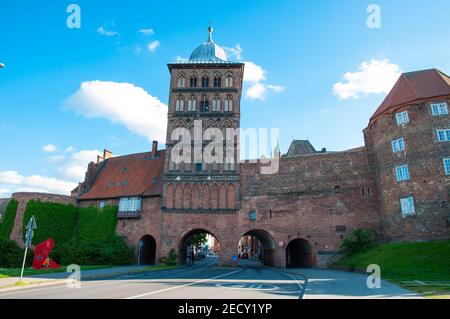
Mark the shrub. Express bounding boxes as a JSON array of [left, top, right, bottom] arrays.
[[22, 200, 78, 245], [0, 199, 19, 240], [341, 228, 377, 257], [52, 236, 134, 266], [0, 238, 32, 268], [160, 249, 177, 266]]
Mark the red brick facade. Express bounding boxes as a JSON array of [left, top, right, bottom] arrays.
[[8, 49, 450, 268]]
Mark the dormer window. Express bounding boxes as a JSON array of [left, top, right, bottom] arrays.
[[119, 197, 141, 212], [431, 102, 448, 116], [396, 111, 409, 125]]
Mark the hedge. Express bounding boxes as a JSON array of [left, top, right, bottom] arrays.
[[22, 200, 78, 245], [15, 201, 134, 266], [0, 238, 33, 268], [0, 199, 19, 240], [75, 206, 118, 245]]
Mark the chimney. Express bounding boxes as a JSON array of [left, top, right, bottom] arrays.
[[103, 149, 112, 160], [152, 141, 158, 157]]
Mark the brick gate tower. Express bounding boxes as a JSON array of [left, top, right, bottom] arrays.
[[162, 26, 245, 213]]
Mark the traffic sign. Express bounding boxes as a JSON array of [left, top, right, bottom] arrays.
[[27, 215, 37, 230]]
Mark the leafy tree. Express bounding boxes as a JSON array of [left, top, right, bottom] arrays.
[[341, 228, 377, 257]]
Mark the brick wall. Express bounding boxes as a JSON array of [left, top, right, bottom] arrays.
[[365, 97, 450, 241]]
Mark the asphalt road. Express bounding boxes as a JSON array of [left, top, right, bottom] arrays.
[[0, 257, 420, 299]]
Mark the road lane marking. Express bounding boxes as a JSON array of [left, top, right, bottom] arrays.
[[281, 272, 308, 299], [215, 282, 279, 291], [124, 269, 243, 299]]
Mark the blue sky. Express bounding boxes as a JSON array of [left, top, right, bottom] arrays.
[[1, 0, 450, 196]]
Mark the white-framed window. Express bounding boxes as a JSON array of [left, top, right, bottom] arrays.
[[175, 98, 184, 112], [224, 98, 233, 112], [391, 138, 405, 153], [400, 196, 415, 215], [99, 201, 105, 209], [225, 73, 233, 88], [119, 197, 141, 212], [396, 111, 409, 125], [395, 164, 410, 182], [177, 74, 186, 88], [443, 158, 450, 175], [437, 129, 450, 142], [212, 98, 221, 112], [188, 98, 196, 111], [431, 102, 448, 116]]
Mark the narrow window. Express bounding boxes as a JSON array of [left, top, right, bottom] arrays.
[[190, 75, 197, 88], [396, 111, 409, 125], [395, 164, 410, 182], [201, 75, 209, 88], [400, 196, 415, 215], [249, 211, 256, 221]]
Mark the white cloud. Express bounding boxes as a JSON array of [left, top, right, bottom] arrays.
[[243, 61, 284, 100], [0, 188, 11, 197], [63, 81, 168, 143], [42, 144, 56, 152], [138, 28, 154, 36], [0, 171, 77, 195], [58, 149, 101, 182], [147, 40, 160, 53], [224, 44, 243, 61], [333, 59, 402, 100], [64, 146, 75, 153], [48, 154, 66, 163], [97, 26, 119, 37], [174, 56, 188, 63]]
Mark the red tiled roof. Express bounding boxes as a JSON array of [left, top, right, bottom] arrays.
[[370, 69, 450, 121], [79, 150, 165, 200]]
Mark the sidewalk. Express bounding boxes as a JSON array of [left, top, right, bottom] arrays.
[[0, 265, 179, 292]]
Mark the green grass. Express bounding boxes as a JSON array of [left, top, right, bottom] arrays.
[[333, 240, 450, 298], [0, 265, 116, 278]]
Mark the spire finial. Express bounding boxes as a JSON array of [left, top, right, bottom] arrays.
[[208, 20, 213, 42]]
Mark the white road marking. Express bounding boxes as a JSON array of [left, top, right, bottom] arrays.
[[215, 282, 279, 291], [124, 269, 243, 299]]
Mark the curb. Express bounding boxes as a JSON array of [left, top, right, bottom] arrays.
[[0, 265, 187, 293]]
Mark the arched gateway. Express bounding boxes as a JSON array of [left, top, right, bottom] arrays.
[[138, 235, 157, 265], [286, 238, 315, 268]]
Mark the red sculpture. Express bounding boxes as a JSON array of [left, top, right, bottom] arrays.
[[32, 239, 59, 270]]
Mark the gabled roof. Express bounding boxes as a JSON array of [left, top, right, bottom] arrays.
[[79, 150, 165, 200], [370, 69, 450, 121], [286, 140, 317, 157]]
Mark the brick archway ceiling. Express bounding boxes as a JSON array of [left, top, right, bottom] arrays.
[[370, 69, 450, 122]]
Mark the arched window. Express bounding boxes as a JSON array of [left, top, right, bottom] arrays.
[[190, 74, 197, 88], [201, 74, 209, 88], [225, 73, 233, 88], [212, 97, 221, 112], [188, 96, 197, 112], [177, 73, 186, 88], [200, 95, 209, 113], [213, 73, 222, 88], [175, 97, 185, 112], [224, 96, 233, 112]]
